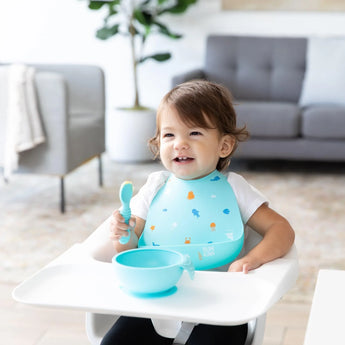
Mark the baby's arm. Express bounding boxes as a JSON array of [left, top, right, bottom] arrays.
[[229, 204, 295, 273], [109, 209, 146, 253]]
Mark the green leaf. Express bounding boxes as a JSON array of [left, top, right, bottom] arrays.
[[139, 53, 171, 64], [154, 22, 182, 39], [143, 26, 151, 40], [184, 0, 198, 5], [134, 9, 153, 26], [96, 24, 120, 40], [88, 1, 107, 10], [160, 0, 197, 14]]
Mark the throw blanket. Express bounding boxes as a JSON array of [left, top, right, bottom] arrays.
[[0, 64, 45, 181]]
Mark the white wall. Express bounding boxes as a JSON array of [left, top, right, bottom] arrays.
[[2, 0, 345, 110]]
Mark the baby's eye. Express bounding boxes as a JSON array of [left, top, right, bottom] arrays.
[[190, 131, 202, 136], [163, 133, 174, 138]]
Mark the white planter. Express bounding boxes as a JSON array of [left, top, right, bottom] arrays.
[[107, 107, 156, 162]]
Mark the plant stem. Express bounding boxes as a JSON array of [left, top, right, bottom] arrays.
[[129, 1, 139, 108]]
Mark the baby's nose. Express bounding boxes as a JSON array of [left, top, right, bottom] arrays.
[[174, 137, 189, 150]]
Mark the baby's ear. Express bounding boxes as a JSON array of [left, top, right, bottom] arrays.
[[219, 135, 235, 157]]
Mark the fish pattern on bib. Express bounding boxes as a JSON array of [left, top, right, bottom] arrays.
[[138, 170, 244, 270]]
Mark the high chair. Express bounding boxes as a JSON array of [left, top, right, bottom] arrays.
[[13, 217, 298, 345]]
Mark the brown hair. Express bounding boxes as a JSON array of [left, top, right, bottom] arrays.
[[149, 80, 249, 171]]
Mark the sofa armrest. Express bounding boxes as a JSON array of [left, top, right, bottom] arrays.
[[171, 69, 206, 87], [33, 64, 105, 119], [35, 72, 68, 124]]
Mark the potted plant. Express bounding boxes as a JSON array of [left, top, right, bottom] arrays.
[[84, 0, 197, 162]]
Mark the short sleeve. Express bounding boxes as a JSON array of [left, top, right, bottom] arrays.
[[227, 172, 269, 224], [130, 171, 170, 220]]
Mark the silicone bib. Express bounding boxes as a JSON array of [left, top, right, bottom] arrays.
[[138, 170, 244, 270]]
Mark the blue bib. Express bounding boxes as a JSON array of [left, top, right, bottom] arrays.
[[138, 170, 244, 270]]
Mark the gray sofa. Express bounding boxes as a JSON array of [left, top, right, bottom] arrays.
[[172, 35, 345, 162]]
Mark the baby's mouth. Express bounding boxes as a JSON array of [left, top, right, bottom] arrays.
[[174, 156, 194, 163]]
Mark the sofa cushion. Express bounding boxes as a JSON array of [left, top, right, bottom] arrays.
[[205, 35, 306, 103], [302, 106, 345, 139], [235, 101, 300, 138]]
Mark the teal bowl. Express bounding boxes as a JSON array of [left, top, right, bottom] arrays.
[[112, 248, 194, 295]]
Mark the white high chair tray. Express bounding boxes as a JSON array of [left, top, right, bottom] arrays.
[[13, 244, 298, 326]]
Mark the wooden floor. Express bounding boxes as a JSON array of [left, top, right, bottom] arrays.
[[2, 281, 310, 345]]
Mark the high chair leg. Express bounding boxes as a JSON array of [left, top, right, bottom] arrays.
[[245, 314, 266, 345]]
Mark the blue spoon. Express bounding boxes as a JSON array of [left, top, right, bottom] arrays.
[[119, 181, 133, 244]]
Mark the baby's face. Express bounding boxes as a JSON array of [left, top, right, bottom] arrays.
[[159, 107, 232, 180]]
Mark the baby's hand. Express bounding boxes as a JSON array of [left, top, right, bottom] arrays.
[[228, 256, 261, 274], [109, 209, 136, 241]]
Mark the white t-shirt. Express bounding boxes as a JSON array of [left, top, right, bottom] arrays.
[[130, 170, 268, 343]]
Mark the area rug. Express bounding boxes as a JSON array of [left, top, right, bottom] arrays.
[[1, 155, 344, 304]]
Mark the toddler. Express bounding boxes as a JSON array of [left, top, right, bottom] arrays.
[[102, 80, 295, 345]]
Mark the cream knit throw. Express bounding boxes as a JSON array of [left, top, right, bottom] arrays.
[[0, 64, 45, 181]]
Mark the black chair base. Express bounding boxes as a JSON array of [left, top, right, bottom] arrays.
[[60, 154, 103, 213]]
